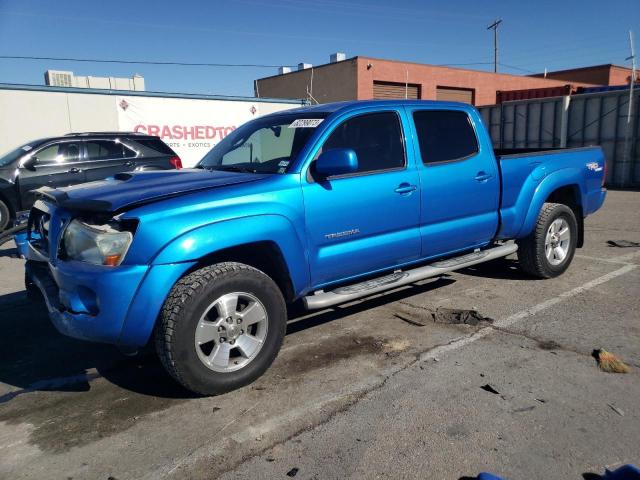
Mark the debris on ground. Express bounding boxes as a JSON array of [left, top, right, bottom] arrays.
[[607, 240, 640, 248], [512, 405, 536, 413], [383, 338, 410, 355], [608, 404, 625, 416], [537, 339, 562, 351], [432, 307, 493, 326], [593, 349, 630, 373], [395, 304, 493, 327], [480, 384, 500, 395], [286, 467, 299, 477], [394, 313, 428, 326]]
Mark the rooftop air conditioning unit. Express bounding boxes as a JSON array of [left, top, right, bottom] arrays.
[[45, 70, 74, 87]]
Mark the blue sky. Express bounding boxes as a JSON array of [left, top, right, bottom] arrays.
[[0, 0, 637, 97]]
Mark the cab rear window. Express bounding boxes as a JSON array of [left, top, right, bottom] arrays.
[[413, 110, 479, 164]]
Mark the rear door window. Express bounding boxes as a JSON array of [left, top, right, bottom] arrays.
[[85, 140, 134, 160], [413, 110, 479, 164], [320, 111, 405, 175]]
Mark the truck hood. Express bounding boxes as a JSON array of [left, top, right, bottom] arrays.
[[35, 169, 270, 213]]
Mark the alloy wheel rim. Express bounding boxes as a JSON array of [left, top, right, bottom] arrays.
[[194, 292, 268, 373], [544, 218, 571, 266]]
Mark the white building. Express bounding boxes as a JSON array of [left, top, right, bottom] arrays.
[[44, 70, 146, 91], [0, 83, 304, 167]]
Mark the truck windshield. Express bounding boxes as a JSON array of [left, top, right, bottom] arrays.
[[197, 113, 327, 174]]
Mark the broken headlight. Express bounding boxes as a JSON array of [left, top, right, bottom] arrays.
[[63, 219, 133, 266]]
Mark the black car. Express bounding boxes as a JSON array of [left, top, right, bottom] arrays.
[[0, 132, 182, 231]]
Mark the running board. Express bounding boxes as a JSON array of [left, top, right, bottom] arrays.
[[303, 243, 518, 310]]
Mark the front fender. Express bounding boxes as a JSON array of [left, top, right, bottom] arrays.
[[517, 168, 585, 238], [151, 214, 310, 297]]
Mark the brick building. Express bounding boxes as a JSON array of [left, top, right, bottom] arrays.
[[254, 55, 621, 106], [530, 64, 637, 86]]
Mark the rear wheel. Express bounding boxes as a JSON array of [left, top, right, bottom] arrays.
[[155, 262, 286, 395], [517, 202, 577, 278]]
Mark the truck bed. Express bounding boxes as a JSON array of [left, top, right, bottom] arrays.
[[494, 145, 606, 240]]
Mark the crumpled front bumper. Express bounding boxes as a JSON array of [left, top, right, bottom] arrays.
[[21, 199, 197, 347], [25, 259, 195, 348]]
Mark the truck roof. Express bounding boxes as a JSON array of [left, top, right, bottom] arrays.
[[268, 99, 475, 117]]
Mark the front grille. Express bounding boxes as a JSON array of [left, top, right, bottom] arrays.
[[28, 201, 66, 260], [28, 207, 51, 255]]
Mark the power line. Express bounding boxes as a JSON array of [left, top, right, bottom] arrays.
[[498, 62, 538, 74], [0, 55, 296, 68], [0, 54, 520, 73]]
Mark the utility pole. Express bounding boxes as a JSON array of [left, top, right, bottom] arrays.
[[622, 29, 636, 187], [487, 19, 502, 73], [626, 30, 636, 123]]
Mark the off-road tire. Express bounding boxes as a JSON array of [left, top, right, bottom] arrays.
[[25, 273, 43, 303], [517, 202, 577, 279], [0, 200, 10, 232], [155, 262, 286, 395]]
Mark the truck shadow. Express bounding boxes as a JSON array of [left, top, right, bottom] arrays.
[[286, 276, 456, 334], [0, 291, 195, 402], [458, 257, 537, 281], [0, 276, 460, 401]]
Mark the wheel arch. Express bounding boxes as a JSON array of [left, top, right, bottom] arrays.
[[518, 170, 585, 246], [151, 214, 309, 301], [544, 184, 584, 247], [186, 241, 296, 302]]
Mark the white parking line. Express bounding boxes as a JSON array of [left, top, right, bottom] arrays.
[[576, 250, 640, 265], [420, 263, 637, 361]]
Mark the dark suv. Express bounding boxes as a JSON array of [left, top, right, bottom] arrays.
[[0, 132, 181, 231]]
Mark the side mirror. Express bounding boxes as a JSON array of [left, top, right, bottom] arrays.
[[22, 156, 38, 171], [315, 148, 358, 177]]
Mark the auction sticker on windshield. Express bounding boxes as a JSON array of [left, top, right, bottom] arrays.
[[289, 119, 324, 128]]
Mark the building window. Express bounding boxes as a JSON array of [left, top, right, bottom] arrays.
[[435, 86, 475, 105], [373, 81, 421, 100]]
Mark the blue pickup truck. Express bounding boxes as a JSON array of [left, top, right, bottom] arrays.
[[17, 100, 606, 395]]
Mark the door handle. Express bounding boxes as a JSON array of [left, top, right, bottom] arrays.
[[68, 167, 82, 174], [124, 161, 135, 168], [474, 172, 492, 182], [394, 183, 417, 195]]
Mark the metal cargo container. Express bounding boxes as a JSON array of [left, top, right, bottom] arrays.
[[479, 88, 639, 188], [496, 85, 572, 103]]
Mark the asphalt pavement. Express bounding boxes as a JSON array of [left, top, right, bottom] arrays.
[[0, 190, 638, 480]]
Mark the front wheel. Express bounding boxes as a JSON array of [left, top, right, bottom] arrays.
[[155, 262, 286, 395], [517, 202, 578, 279], [0, 200, 10, 232]]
